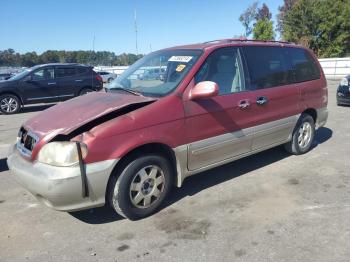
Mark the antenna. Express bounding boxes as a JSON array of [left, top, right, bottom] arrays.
[[134, 10, 138, 55]]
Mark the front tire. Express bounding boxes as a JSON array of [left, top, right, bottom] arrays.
[[108, 154, 173, 220], [284, 114, 315, 155], [0, 94, 21, 114]]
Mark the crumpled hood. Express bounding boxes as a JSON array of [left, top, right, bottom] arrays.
[[24, 92, 156, 139]]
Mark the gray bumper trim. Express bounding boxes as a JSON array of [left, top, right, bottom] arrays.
[[316, 107, 329, 128], [7, 148, 119, 212]]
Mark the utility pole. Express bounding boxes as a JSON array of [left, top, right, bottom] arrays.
[[134, 10, 138, 55]]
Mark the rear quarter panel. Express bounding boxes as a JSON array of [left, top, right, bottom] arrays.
[[299, 49, 328, 111]]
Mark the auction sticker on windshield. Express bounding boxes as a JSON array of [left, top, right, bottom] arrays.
[[176, 64, 186, 72], [168, 56, 192, 63]]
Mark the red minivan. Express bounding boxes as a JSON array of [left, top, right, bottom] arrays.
[[7, 39, 328, 220]]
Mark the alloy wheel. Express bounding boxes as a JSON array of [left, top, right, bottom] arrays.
[[0, 97, 18, 113], [298, 122, 312, 148], [129, 165, 165, 209]]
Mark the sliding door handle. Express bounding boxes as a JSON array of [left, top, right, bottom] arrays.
[[256, 96, 268, 105], [238, 99, 250, 109]]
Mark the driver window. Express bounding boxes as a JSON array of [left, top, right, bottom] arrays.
[[195, 47, 245, 95], [32, 68, 54, 81]]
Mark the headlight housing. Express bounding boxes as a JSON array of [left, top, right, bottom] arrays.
[[340, 77, 349, 87], [37, 142, 88, 167]]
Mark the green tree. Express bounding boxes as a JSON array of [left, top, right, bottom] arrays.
[[255, 3, 272, 21], [21, 52, 39, 67], [0, 49, 144, 67], [252, 3, 275, 41], [277, 0, 298, 33], [253, 19, 275, 40], [239, 1, 259, 37], [316, 0, 350, 57], [278, 0, 350, 57]]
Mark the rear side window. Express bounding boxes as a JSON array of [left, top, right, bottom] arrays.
[[77, 67, 89, 74], [243, 46, 293, 89], [56, 67, 76, 78], [288, 48, 320, 82]]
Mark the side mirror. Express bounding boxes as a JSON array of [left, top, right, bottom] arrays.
[[189, 81, 219, 100]]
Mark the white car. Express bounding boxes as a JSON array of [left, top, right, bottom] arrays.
[[98, 71, 117, 83]]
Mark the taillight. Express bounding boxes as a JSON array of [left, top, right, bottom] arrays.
[[95, 74, 102, 82]]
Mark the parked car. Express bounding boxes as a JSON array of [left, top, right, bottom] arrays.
[[0, 63, 103, 114], [138, 68, 165, 80], [7, 39, 328, 220], [98, 71, 117, 83], [337, 75, 350, 106], [0, 73, 13, 81]]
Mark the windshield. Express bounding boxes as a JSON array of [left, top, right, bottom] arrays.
[[9, 64, 44, 81], [106, 49, 202, 97], [9, 69, 31, 80]]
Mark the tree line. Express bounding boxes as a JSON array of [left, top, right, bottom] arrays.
[[0, 49, 143, 67], [239, 0, 350, 58]]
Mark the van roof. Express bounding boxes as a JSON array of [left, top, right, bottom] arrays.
[[165, 38, 298, 51]]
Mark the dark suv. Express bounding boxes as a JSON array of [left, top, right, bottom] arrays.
[[0, 73, 13, 81], [0, 63, 103, 114]]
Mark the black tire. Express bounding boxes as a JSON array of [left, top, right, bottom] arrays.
[[108, 154, 173, 220], [107, 77, 114, 83], [78, 88, 94, 96], [284, 114, 315, 155], [0, 94, 21, 114]]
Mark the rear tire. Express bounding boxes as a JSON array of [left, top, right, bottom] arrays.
[[284, 114, 315, 155], [0, 94, 21, 114], [78, 88, 93, 96], [107, 77, 114, 83], [108, 154, 173, 220]]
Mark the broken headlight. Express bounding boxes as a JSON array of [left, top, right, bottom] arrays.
[[37, 142, 88, 167]]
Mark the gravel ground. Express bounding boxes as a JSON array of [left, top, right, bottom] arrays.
[[0, 80, 349, 262]]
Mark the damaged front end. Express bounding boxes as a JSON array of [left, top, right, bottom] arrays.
[[20, 92, 157, 161], [8, 92, 156, 208]]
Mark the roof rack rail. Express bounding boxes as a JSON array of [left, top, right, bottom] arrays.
[[203, 38, 295, 45]]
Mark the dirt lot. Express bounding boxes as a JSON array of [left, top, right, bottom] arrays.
[[0, 80, 349, 262]]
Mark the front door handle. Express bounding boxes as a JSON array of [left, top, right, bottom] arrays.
[[47, 82, 57, 86], [256, 96, 268, 105], [238, 99, 250, 109]]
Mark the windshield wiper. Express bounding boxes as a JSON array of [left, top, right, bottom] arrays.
[[107, 87, 142, 96]]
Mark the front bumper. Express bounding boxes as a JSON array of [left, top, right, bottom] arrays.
[[337, 85, 350, 105], [7, 147, 118, 212], [337, 95, 350, 105]]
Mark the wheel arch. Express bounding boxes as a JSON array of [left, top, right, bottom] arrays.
[[78, 86, 94, 95], [105, 142, 178, 200], [302, 108, 317, 123], [0, 91, 23, 105]]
